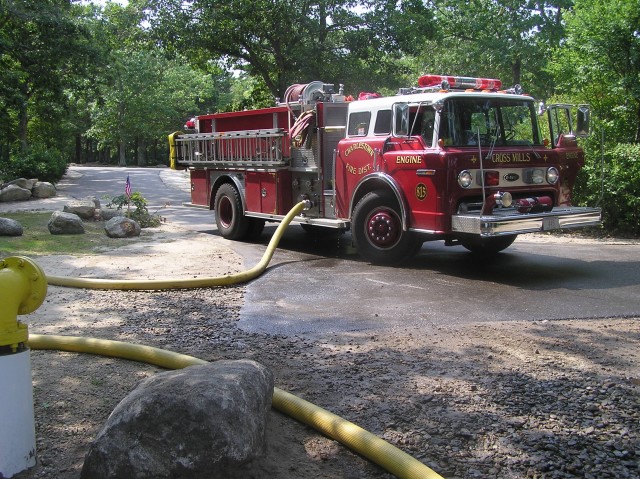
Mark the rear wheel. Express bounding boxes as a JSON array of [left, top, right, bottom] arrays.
[[352, 191, 422, 265], [458, 234, 517, 255], [214, 183, 249, 240]]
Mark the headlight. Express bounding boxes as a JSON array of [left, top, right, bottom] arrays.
[[523, 168, 545, 184], [546, 167, 559, 185], [458, 170, 473, 188], [497, 191, 513, 207]]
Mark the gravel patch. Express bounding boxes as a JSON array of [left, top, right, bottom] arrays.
[[8, 228, 640, 479]]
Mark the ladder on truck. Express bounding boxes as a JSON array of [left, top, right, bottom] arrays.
[[174, 128, 288, 168]]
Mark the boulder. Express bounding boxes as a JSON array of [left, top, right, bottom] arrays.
[[63, 197, 99, 219], [0, 184, 32, 202], [31, 181, 57, 199], [48, 211, 85, 235], [6, 178, 37, 190], [0, 217, 23, 236], [104, 216, 141, 238], [81, 360, 274, 479], [100, 208, 124, 221]]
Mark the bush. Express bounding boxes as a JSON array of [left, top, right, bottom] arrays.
[[574, 143, 640, 236], [106, 191, 162, 228], [0, 144, 68, 184]]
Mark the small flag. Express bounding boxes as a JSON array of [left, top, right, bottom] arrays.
[[125, 175, 132, 198]]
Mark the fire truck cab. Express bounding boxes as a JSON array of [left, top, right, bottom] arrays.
[[169, 75, 601, 264]]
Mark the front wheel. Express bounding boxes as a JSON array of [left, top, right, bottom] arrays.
[[457, 234, 517, 255], [214, 183, 249, 240], [352, 191, 422, 265]]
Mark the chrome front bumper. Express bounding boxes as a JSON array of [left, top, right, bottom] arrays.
[[451, 206, 602, 236]]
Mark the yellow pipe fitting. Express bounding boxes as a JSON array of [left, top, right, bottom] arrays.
[[0, 257, 48, 351]]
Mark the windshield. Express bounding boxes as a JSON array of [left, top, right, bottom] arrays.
[[439, 97, 542, 147]]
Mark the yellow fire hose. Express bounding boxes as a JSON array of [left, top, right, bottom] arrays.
[[28, 334, 442, 479], [46, 201, 308, 290], [34, 200, 444, 478]]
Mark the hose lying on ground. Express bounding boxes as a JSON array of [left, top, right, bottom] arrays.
[[35, 199, 444, 478], [46, 201, 307, 290], [28, 334, 443, 479]]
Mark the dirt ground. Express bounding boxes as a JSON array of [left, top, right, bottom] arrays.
[[5, 224, 640, 479]]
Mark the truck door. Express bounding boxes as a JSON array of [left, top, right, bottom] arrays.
[[547, 104, 573, 147]]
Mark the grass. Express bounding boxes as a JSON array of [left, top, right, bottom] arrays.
[[0, 212, 156, 257]]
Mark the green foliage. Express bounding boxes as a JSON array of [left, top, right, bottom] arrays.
[[141, 0, 436, 98], [0, 144, 67, 183], [106, 191, 162, 228], [573, 143, 640, 236], [550, 0, 640, 143]]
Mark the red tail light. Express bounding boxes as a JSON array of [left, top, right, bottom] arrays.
[[484, 171, 500, 187]]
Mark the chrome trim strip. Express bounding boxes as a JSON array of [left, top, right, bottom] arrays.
[[245, 212, 349, 229], [451, 207, 602, 236]]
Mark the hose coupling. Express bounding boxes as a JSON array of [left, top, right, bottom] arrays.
[[297, 194, 314, 211]]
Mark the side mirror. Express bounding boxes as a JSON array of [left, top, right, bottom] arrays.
[[576, 105, 590, 137]]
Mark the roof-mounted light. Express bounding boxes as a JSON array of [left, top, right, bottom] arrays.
[[418, 74, 502, 91]]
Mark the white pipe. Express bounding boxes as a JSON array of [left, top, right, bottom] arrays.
[[0, 349, 36, 477]]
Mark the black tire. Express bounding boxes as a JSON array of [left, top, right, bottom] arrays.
[[352, 191, 422, 265], [458, 234, 517, 255], [214, 183, 249, 240]]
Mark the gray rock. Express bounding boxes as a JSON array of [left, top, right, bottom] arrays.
[[5, 177, 37, 190], [0, 217, 23, 236], [63, 198, 99, 219], [48, 211, 85, 235], [100, 208, 124, 221], [0, 184, 32, 202], [104, 216, 141, 238], [31, 181, 57, 199], [81, 360, 274, 479]]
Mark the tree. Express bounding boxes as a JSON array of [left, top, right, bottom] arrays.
[[88, 49, 218, 165], [137, 0, 435, 100], [0, 0, 93, 150], [552, 0, 640, 143], [418, 1, 570, 98]]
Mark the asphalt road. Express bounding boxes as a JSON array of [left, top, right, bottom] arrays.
[[5, 166, 639, 337]]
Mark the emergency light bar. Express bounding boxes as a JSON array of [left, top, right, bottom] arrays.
[[418, 74, 502, 91]]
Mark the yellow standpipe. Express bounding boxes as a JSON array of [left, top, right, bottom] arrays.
[[46, 200, 307, 290], [28, 334, 443, 479], [168, 131, 184, 170], [0, 256, 47, 478]]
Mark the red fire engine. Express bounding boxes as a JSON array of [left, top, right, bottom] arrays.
[[169, 75, 601, 264]]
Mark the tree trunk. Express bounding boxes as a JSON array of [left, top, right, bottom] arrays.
[[118, 140, 126, 166], [636, 101, 640, 143], [17, 99, 29, 150], [152, 139, 158, 165], [511, 57, 522, 86], [136, 137, 146, 166], [75, 135, 82, 164]]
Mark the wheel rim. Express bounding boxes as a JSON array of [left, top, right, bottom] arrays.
[[218, 196, 233, 228], [365, 208, 401, 249]]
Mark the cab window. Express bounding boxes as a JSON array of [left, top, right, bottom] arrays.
[[373, 109, 392, 135], [347, 112, 371, 136]]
